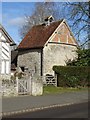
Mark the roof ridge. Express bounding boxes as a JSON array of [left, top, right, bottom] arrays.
[[33, 19, 63, 28], [18, 19, 67, 49]]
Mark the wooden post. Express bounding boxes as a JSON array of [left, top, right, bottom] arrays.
[[16, 77, 19, 94], [55, 74, 57, 87]]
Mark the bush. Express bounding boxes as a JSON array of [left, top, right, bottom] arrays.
[[66, 48, 90, 66], [53, 66, 90, 87]]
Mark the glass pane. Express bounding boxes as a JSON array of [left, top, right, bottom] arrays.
[[6, 61, 9, 74], [1, 61, 5, 74]]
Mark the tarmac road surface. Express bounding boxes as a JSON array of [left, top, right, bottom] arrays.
[[3, 101, 89, 118]]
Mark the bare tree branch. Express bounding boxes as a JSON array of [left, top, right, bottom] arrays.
[[19, 2, 62, 39], [65, 2, 89, 48]]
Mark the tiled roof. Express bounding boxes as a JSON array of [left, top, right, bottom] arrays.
[[18, 20, 63, 49]]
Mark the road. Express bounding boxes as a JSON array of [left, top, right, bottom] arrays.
[[3, 101, 89, 119], [2, 91, 88, 113]]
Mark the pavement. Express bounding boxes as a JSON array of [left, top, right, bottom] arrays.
[[1, 90, 88, 117]]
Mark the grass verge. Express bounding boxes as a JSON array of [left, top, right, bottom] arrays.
[[43, 85, 89, 94]]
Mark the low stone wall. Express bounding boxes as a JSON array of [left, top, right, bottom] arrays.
[[1, 79, 17, 97], [0, 75, 11, 80], [1, 86, 17, 97], [1, 76, 43, 97]]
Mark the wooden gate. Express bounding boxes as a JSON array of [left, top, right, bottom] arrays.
[[45, 75, 57, 86], [16, 76, 31, 95]]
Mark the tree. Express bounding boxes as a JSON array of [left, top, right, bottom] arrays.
[[66, 48, 90, 66], [19, 2, 90, 48], [19, 2, 63, 39], [64, 2, 90, 48]]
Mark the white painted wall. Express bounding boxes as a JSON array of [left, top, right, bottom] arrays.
[[0, 31, 11, 77]]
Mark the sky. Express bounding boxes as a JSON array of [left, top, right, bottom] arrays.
[[1, 1, 88, 45], [1, 2, 35, 44]]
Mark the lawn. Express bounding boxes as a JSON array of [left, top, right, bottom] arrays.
[[43, 85, 88, 94]]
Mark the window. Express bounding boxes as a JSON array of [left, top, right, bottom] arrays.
[[6, 61, 9, 74], [1, 60, 5, 74], [1, 60, 10, 74]]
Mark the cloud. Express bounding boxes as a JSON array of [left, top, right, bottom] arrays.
[[8, 17, 25, 26]]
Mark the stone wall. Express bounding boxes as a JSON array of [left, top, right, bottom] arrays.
[[0, 75, 11, 80], [18, 49, 42, 76], [31, 76, 43, 96], [1, 76, 43, 97], [0, 41, 1, 75], [43, 43, 77, 76], [1, 85, 17, 97]]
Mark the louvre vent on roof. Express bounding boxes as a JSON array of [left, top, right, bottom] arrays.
[[44, 15, 54, 26]]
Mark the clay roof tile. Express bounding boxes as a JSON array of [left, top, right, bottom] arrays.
[[18, 20, 63, 49]]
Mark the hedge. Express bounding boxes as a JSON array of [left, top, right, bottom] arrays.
[[53, 66, 90, 87]]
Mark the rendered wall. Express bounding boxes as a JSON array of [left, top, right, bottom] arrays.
[[43, 43, 77, 76]]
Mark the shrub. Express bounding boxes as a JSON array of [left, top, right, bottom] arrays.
[[53, 66, 90, 87], [66, 48, 90, 66]]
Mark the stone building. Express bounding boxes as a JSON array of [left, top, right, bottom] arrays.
[[0, 24, 16, 79], [18, 19, 78, 76]]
